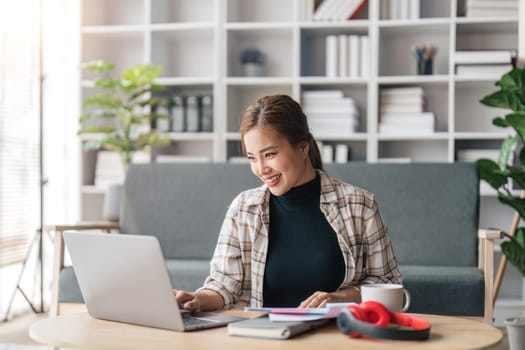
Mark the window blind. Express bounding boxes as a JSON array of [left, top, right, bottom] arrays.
[[0, 26, 40, 267]]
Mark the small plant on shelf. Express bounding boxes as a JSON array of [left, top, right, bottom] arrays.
[[79, 60, 171, 170], [239, 48, 266, 77], [240, 47, 266, 65]]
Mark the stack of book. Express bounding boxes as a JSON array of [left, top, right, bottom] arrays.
[[455, 49, 516, 77], [94, 151, 149, 189], [312, 0, 367, 21], [464, 0, 518, 18], [302, 90, 360, 137], [381, 0, 420, 20], [325, 34, 369, 78], [378, 87, 434, 135]]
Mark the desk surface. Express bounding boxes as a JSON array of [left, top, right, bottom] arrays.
[[30, 311, 502, 350]]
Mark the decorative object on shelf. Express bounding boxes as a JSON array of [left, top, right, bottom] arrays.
[[476, 67, 525, 350], [240, 48, 266, 77], [412, 44, 437, 75], [79, 60, 171, 221]]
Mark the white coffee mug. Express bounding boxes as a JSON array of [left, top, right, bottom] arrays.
[[360, 283, 411, 312]]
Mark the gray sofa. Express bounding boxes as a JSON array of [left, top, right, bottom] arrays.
[[54, 162, 498, 320]]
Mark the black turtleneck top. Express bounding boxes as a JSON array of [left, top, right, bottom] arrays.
[[263, 174, 346, 307]]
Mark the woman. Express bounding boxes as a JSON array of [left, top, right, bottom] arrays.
[[175, 94, 402, 311]]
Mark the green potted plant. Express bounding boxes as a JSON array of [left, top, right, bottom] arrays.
[[79, 60, 172, 220], [79, 60, 171, 168], [240, 47, 266, 77], [476, 67, 525, 350]]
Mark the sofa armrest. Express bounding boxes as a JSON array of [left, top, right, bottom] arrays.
[[477, 229, 503, 324], [46, 222, 120, 316]]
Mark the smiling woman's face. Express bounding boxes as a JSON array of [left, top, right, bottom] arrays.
[[243, 126, 316, 196]]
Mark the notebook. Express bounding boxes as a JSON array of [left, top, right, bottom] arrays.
[[63, 231, 246, 331], [227, 316, 329, 339]]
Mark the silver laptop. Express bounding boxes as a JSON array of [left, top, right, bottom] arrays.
[[63, 231, 245, 331]]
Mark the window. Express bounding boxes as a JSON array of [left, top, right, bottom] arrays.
[[0, 0, 40, 294]]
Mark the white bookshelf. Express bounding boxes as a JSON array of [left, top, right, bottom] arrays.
[[78, 0, 522, 321]]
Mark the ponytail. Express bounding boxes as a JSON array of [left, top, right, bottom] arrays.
[[309, 137, 324, 171]]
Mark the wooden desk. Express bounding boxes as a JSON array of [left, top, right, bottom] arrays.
[[30, 311, 502, 350]]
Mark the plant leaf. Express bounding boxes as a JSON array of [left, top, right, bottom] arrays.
[[508, 166, 525, 189], [498, 193, 525, 222], [505, 112, 525, 144], [121, 64, 162, 90], [95, 78, 121, 89], [83, 93, 121, 109], [78, 125, 116, 134], [477, 159, 509, 190], [501, 228, 525, 275], [80, 60, 115, 73], [136, 131, 171, 148], [498, 134, 518, 170], [493, 117, 510, 128]]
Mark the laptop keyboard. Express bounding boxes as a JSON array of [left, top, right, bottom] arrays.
[[181, 313, 220, 329]]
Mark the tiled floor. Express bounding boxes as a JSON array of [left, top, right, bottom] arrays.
[[0, 312, 46, 345]]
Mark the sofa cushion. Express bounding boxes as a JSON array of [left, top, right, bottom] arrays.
[[400, 265, 484, 316], [324, 163, 479, 267], [122, 164, 261, 260], [58, 259, 210, 303]]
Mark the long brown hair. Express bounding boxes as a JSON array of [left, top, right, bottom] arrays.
[[239, 94, 323, 171]]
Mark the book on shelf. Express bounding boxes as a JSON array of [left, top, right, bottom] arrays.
[[348, 35, 360, 77], [359, 35, 369, 77], [380, 94, 425, 105], [338, 34, 349, 77], [454, 50, 517, 65], [380, 86, 424, 96], [155, 155, 211, 163], [387, 0, 420, 20], [302, 90, 344, 100], [381, 112, 434, 124], [465, 0, 518, 18], [378, 123, 434, 135], [325, 35, 338, 78], [380, 104, 424, 114], [455, 64, 513, 77], [324, 34, 368, 78], [227, 316, 329, 339], [313, 0, 367, 21]]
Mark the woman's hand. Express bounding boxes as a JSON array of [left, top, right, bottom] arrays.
[[173, 289, 201, 311], [299, 291, 334, 308], [299, 286, 361, 308]]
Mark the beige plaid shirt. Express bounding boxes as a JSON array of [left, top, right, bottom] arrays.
[[198, 170, 402, 308]]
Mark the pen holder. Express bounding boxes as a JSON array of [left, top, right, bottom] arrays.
[[417, 58, 433, 75]]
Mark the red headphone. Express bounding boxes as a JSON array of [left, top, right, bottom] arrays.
[[337, 301, 431, 341]]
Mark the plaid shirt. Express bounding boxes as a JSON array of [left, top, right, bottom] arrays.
[[198, 170, 402, 309]]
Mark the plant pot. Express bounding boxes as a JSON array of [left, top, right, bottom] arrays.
[[505, 317, 525, 350], [243, 63, 264, 77], [103, 184, 123, 222]]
